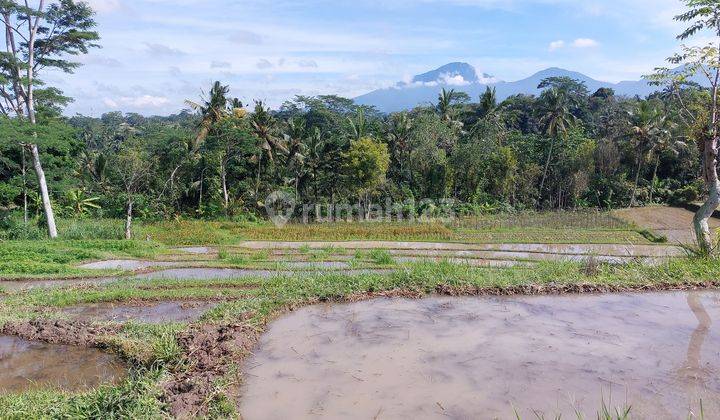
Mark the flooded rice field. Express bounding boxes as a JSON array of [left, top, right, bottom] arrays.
[[78, 260, 180, 270], [240, 291, 720, 419], [61, 301, 218, 324], [0, 335, 126, 393]]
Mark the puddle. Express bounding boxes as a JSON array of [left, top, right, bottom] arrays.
[[61, 301, 218, 324], [0, 335, 126, 393], [240, 291, 720, 419], [133, 268, 282, 280], [176, 247, 213, 254], [238, 241, 684, 258], [0, 278, 117, 292], [133, 268, 392, 280], [395, 256, 525, 267], [78, 260, 180, 270], [282, 261, 351, 269]]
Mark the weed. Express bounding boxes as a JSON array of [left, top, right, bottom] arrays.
[[368, 249, 395, 265]]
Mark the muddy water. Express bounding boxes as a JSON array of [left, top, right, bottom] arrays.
[[133, 268, 392, 280], [0, 336, 126, 392], [0, 278, 117, 292], [240, 292, 720, 419], [78, 260, 180, 270], [61, 301, 218, 324]]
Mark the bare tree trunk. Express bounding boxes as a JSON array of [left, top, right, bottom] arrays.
[[693, 139, 719, 252], [695, 64, 720, 253], [649, 156, 660, 204], [21, 146, 27, 225], [221, 162, 229, 208], [125, 199, 134, 240], [28, 144, 57, 238], [630, 155, 644, 207], [539, 136, 556, 205]]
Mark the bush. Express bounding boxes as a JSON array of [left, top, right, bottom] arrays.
[[668, 184, 700, 206]]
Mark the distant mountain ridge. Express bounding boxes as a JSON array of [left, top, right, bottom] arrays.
[[355, 62, 672, 113]]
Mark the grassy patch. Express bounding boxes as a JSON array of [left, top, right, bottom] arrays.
[[0, 240, 163, 278]]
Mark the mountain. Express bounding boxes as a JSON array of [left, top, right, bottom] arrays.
[[355, 63, 663, 113]]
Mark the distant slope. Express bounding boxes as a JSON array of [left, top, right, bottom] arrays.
[[355, 63, 661, 113]]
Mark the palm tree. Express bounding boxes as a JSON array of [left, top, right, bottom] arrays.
[[627, 101, 671, 206], [348, 108, 368, 141], [437, 88, 467, 134], [185, 81, 230, 147], [250, 100, 288, 196], [283, 117, 309, 198], [385, 112, 413, 185], [479, 86, 497, 118], [538, 88, 576, 197]]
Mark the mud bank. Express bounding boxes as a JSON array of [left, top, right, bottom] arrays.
[[61, 301, 219, 324], [240, 291, 720, 419]]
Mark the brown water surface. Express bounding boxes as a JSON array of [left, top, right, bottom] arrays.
[[0, 336, 126, 393], [240, 291, 720, 419]]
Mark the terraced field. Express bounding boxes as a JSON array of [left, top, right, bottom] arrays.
[[0, 208, 717, 418]]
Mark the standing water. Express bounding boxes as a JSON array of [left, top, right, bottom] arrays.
[[240, 291, 719, 419], [0, 336, 126, 392]]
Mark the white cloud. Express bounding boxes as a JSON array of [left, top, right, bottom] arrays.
[[84, 0, 125, 14], [549, 40, 565, 52], [106, 95, 171, 108], [572, 38, 599, 48], [256, 59, 274, 69]]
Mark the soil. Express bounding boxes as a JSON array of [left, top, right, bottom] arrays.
[[162, 321, 259, 418], [239, 291, 720, 419], [60, 301, 219, 324], [0, 319, 119, 347], [614, 206, 720, 244]]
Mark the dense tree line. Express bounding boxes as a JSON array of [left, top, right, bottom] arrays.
[[0, 80, 707, 223], [0, 0, 719, 250]]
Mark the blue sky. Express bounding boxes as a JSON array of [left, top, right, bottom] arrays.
[[58, 0, 690, 116]]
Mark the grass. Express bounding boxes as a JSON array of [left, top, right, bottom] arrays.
[[0, 240, 163, 278], [0, 209, 712, 417], [0, 257, 717, 417], [2, 210, 653, 246]]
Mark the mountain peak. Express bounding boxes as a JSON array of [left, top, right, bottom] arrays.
[[411, 62, 480, 85]]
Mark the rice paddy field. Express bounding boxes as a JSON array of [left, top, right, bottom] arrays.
[[0, 207, 717, 418]]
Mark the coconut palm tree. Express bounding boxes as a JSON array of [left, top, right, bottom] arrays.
[[185, 81, 230, 147], [348, 108, 368, 141], [627, 100, 672, 206], [250, 100, 288, 196], [538, 88, 576, 197], [386, 112, 413, 185]]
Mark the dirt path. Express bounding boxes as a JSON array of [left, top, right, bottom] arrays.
[[614, 206, 720, 244]]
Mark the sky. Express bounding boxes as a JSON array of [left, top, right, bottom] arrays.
[[53, 0, 694, 116]]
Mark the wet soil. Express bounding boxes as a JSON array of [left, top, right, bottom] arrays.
[[240, 291, 720, 419], [0, 277, 118, 292], [60, 301, 219, 324], [0, 335, 126, 393], [614, 206, 720, 244]]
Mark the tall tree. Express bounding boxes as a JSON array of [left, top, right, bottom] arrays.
[[0, 0, 99, 238], [627, 100, 670, 206], [185, 81, 230, 146], [537, 88, 576, 198], [651, 0, 720, 252]]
